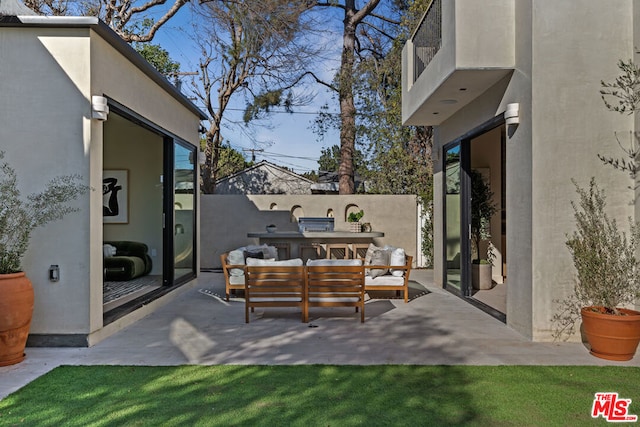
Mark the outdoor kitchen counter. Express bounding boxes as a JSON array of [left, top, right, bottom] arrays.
[[247, 231, 384, 239], [247, 231, 384, 259]]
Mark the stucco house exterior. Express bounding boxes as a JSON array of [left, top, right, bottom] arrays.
[[214, 161, 314, 195], [1, 3, 206, 346], [403, 0, 640, 340]]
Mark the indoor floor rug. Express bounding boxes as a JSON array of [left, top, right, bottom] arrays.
[[103, 275, 161, 304]]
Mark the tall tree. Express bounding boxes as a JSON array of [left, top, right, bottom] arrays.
[[24, 0, 189, 42], [133, 41, 180, 78], [310, 1, 402, 194], [217, 144, 251, 179], [318, 144, 367, 183], [189, 0, 317, 193], [354, 0, 433, 263]]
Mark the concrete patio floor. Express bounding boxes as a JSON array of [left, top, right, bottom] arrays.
[[1, 269, 639, 400]]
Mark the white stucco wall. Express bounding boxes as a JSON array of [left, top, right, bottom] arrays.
[[1, 21, 202, 343], [0, 26, 94, 335], [201, 195, 420, 269], [529, 0, 634, 340], [429, 0, 637, 341]]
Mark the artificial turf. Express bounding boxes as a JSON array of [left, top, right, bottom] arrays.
[[0, 365, 638, 426]]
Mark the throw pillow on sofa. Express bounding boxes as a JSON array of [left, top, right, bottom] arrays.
[[369, 249, 390, 279], [389, 247, 406, 277], [228, 249, 246, 276]]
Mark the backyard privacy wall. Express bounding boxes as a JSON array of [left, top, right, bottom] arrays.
[[201, 195, 420, 269]]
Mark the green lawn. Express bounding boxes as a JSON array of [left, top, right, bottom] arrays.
[[0, 365, 638, 426]]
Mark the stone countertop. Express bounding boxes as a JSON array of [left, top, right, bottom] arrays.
[[247, 231, 384, 239]]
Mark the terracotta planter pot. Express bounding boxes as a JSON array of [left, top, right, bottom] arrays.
[[0, 272, 34, 366], [581, 306, 640, 361]]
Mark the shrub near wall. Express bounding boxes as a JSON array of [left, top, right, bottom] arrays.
[[201, 195, 420, 269]]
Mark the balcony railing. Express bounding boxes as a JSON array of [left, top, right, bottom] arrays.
[[412, 0, 441, 83]]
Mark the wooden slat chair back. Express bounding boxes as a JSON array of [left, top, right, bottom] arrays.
[[306, 265, 366, 323], [244, 265, 307, 323]]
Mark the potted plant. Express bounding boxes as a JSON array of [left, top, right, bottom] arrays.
[[347, 209, 364, 233], [552, 60, 640, 360], [470, 169, 497, 290], [0, 151, 88, 366], [553, 178, 640, 360]]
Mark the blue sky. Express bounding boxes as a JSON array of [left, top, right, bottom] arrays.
[[153, 5, 344, 174]]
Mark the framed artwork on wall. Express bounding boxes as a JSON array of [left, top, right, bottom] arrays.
[[103, 169, 128, 223]]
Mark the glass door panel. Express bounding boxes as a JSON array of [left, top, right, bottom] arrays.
[[445, 144, 462, 291], [173, 142, 196, 282]]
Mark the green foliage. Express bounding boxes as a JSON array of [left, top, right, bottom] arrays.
[[553, 178, 640, 340], [600, 59, 640, 115], [0, 151, 89, 273], [243, 90, 293, 123], [347, 210, 364, 223], [470, 169, 497, 263], [599, 61, 640, 194], [217, 144, 251, 179], [2, 365, 640, 426], [133, 43, 180, 78], [317, 145, 367, 179], [567, 178, 640, 310]]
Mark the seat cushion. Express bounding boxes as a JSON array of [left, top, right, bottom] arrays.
[[306, 259, 363, 266], [246, 258, 303, 267], [104, 256, 147, 281], [365, 275, 405, 287]]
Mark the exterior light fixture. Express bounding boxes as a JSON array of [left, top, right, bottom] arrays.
[[504, 103, 519, 126], [91, 96, 109, 121], [49, 265, 60, 282]]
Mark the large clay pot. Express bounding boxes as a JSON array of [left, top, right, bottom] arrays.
[[581, 306, 640, 361], [0, 272, 34, 366]]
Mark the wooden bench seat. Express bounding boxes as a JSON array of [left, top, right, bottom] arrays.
[[244, 265, 307, 323], [306, 265, 366, 323]]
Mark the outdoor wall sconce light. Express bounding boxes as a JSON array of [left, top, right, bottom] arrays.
[[198, 151, 206, 165], [49, 265, 60, 282], [504, 103, 520, 126], [91, 95, 109, 121]]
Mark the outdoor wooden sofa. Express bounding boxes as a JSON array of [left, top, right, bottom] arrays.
[[222, 251, 413, 305], [244, 264, 367, 323]]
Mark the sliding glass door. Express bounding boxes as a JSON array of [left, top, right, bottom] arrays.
[[173, 141, 196, 282], [444, 142, 470, 296], [163, 139, 197, 286]]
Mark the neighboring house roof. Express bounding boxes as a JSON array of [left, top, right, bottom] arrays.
[[0, 6, 207, 120], [215, 161, 314, 195], [311, 170, 365, 194]]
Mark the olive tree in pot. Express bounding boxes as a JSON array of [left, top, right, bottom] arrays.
[[553, 178, 640, 361], [470, 169, 497, 290], [552, 60, 640, 360], [0, 151, 88, 366]]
